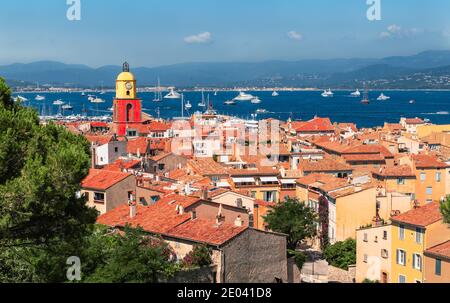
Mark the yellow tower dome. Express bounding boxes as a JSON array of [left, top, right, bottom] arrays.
[[116, 62, 137, 99]]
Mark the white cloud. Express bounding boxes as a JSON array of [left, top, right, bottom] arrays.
[[184, 32, 212, 44], [379, 24, 423, 39], [287, 31, 303, 41]]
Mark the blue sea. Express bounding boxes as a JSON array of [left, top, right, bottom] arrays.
[[15, 90, 450, 128]]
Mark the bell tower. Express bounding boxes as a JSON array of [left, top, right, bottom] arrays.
[[113, 62, 142, 136]]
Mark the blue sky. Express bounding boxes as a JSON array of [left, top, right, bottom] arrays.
[[1, 0, 450, 67]]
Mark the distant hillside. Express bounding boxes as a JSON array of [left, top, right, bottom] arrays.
[[3, 50, 450, 88]]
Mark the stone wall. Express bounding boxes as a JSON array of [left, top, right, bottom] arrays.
[[222, 229, 287, 283], [168, 265, 217, 283]]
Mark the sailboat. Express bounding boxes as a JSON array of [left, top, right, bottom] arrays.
[[153, 78, 163, 102], [164, 87, 181, 99], [361, 86, 370, 104], [53, 99, 64, 106], [62, 102, 73, 110], [35, 95, 46, 101], [272, 90, 279, 97], [198, 89, 206, 107], [91, 97, 105, 103]]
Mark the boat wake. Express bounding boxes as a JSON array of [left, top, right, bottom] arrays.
[[422, 111, 449, 115]]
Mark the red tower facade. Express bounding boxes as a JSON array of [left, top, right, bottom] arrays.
[[113, 62, 142, 136]]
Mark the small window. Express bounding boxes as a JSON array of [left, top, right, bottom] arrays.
[[420, 172, 426, 182], [415, 227, 423, 244], [115, 147, 119, 153], [374, 236, 378, 243], [398, 275, 406, 283], [435, 259, 442, 276], [363, 233, 368, 242], [413, 254, 422, 271], [399, 225, 405, 240], [397, 178, 405, 185], [383, 230, 388, 240], [94, 192, 105, 203], [158, 164, 165, 171], [426, 187, 433, 195], [436, 172, 441, 182], [381, 249, 389, 259], [363, 254, 368, 263], [397, 249, 406, 266]]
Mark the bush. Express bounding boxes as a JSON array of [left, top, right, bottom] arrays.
[[288, 250, 307, 270], [362, 278, 380, 283], [323, 239, 356, 270], [182, 244, 212, 268]]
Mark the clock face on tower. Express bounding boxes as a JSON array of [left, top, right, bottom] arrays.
[[125, 82, 133, 90]]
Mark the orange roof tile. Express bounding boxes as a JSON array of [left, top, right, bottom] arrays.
[[391, 202, 443, 227], [425, 241, 450, 260], [293, 117, 334, 133], [82, 169, 132, 190], [412, 154, 449, 169], [127, 137, 149, 155], [300, 158, 353, 172], [85, 135, 114, 146], [372, 165, 415, 178]]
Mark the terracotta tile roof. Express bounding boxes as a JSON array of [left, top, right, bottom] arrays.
[[188, 158, 228, 176], [90, 122, 109, 128], [85, 135, 114, 146], [293, 117, 334, 133], [97, 193, 246, 246], [372, 165, 415, 178], [127, 137, 149, 155], [150, 152, 172, 162], [167, 218, 247, 246], [300, 158, 353, 172], [147, 121, 171, 132], [296, 173, 349, 192], [343, 153, 385, 162], [404, 118, 425, 125], [412, 154, 449, 169], [391, 202, 442, 227], [103, 159, 142, 172], [425, 241, 450, 260], [124, 123, 151, 134], [337, 123, 358, 132], [82, 169, 132, 190], [344, 144, 393, 158], [229, 166, 279, 177], [254, 199, 276, 207]]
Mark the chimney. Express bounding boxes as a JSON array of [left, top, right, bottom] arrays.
[[201, 186, 209, 200], [128, 193, 137, 218], [234, 215, 243, 227], [216, 204, 225, 225], [176, 205, 185, 215], [91, 144, 97, 169]]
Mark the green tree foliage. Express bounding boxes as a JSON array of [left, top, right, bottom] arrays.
[[84, 226, 179, 283], [0, 80, 98, 282], [0, 77, 12, 108], [264, 198, 318, 250], [288, 249, 307, 270], [323, 239, 356, 270], [440, 195, 450, 224], [182, 244, 213, 268]]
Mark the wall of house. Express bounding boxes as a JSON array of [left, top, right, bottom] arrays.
[[222, 229, 287, 283], [211, 193, 255, 214], [424, 255, 450, 283], [147, 154, 188, 174], [355, 225, 392, 283], [382, 177, 416, 195], [377, 192, 413, 221], [414, 167, 446, 204], [95, 141, 126, 166], [187, 201, 250, 226], [335, 187, 377, 242], [417, 124, 450, 139]]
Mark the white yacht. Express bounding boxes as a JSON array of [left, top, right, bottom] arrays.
[[164, 87, 181, 99], [256, 108, 268, 114], [81, 92, 86, 96], [350, 89, 361, 97], [321, 89, 334, 98], [16, 95, 29, 102], [272, 91, 279, 97], [91, 97, 105, 103], [53, 99, 64, 106], [377, 93, 391, 101], [233, 91, 254, 101], [185, 100, 192, 110], [35, 95, 46, 101], [251, 97, 262, 104], [224, 100, 237, 105], [62, 103, 73, 110]]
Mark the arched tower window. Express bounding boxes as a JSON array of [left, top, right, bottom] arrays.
[[126, 103, 133, 122], [126, 90, 130, 96]]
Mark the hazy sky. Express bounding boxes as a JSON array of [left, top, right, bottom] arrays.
[[1, 0, 450, 67]]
